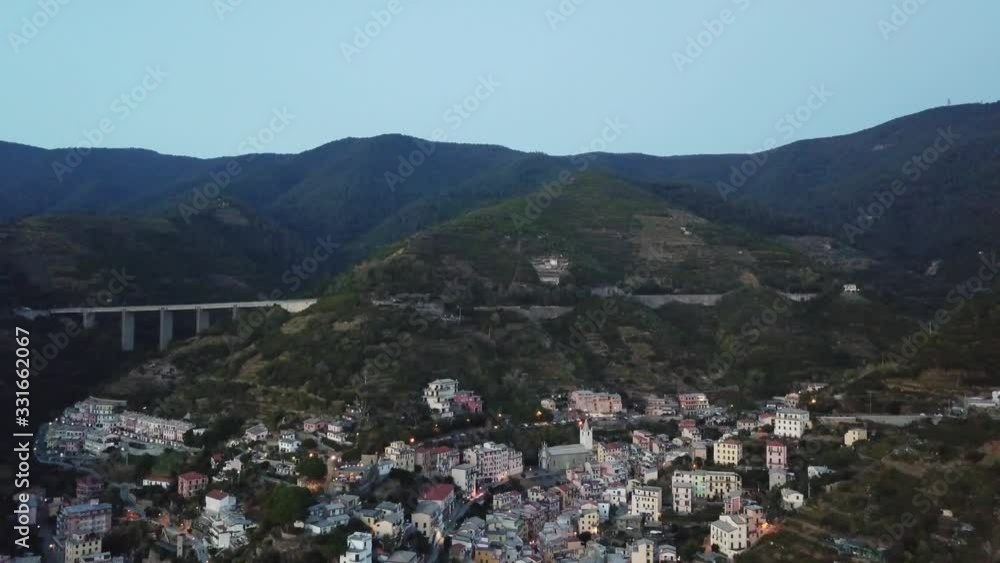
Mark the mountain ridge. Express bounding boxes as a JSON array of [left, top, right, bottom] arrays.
[[2, 102, 998, 308]]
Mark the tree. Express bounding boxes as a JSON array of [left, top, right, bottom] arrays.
[[263, 486, 312, 527], [296, 456, 327, 480]]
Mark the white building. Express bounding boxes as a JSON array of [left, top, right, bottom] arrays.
[[769, 468, 790, 490], [278, 433, 301, 453], [201, 504, 255, 550], [424, 379, 459, 417], [629, 539, 654, 563], [714, 439, 742, 466], [384, 441, 416, 472], [340, 532, 373, 563], [844, 428, 868, 447], [243, 424, 268, 442], [629, 486, 662, 522], [672, 483, 693, 515], [462, 442, 522, 486], [205, 490, 236, 515], [671, 470, 741, 499], [781, 488, 805, 510], [538, 420, 593, 471], [774, 407, 810, 439], [451, 463, 479, 496], [710, 514, 748, 558], [656, 544, 678, 562]]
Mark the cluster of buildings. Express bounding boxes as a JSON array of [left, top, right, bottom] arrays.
[[423, 379, 484, 419], [568, 390, 623, 416], [45, 397, 194, 457], [52, 493, 117, 563], [193, 490, 256, 549], [37, 376, 855, 563], [382, 438, 523, 496]]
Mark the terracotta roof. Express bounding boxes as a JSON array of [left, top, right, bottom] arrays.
[[420, 483, 455, 501], [205, 489, 229, 500], [178, 471, 207, 481], [144, 474, 173, 482]]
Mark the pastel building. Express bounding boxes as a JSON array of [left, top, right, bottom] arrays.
[[569, 390, 623, 415], [57, 501, 113, 537], [766, 441, 787, 469], [629, 486, 662, 522], [463, 443, 522, 486], [714, 439, 742, 466], [677, 393, 710, 412], [774, 407, 810, 439], [710, 514, 748, 558], [178, 471, 209, 498]]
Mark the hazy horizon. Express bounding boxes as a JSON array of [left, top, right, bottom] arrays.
[[3, 1, 999, 158]]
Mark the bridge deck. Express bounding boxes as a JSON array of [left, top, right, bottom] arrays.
[[47, 298, 317, 314]]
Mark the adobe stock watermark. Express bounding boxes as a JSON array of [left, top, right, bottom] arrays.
[[717, 84, 833, 201], [340, 0, 406, 64], [29, 269, 137, 375], [708, 296, 790, 375], [223, 236, 339, 352], [673, 0, 751, 73], [50, 66, 168, 182], [842, 127, 958, 244], [883, 250, 997, 366], [7, 0, 72, 54], [510, 117, 627, 230], [545, 0, 587, 31], [384, 75, 501, 191], [213, 0, 245, 22], [878, 0, 931, 41], [878, 466, 961, 547], [178, 107, 295, 223]]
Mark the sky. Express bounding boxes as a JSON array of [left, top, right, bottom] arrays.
[[2, 1, 998, 159]]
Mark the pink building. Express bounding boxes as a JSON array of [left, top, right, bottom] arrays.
[[766, 441, 787, 469], [415, 445, 461, 476], [677, 393, 709, 412], [745, 502, 767, 545], [177, 471, 209, 498], [569, 390, 623, 415], [451, 391, 484, 414], [302, 418, 328, 433], [723, 490, 743, 515], [76, 475, 104, 502], [57, 501, 112, 537], [632, 430, 656, 452]]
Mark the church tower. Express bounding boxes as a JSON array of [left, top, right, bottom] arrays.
[[579, 419, 593, 450]]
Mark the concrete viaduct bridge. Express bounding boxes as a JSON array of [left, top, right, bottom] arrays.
[[44, 299, 317, 352]]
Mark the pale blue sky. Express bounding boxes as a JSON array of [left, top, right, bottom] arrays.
[[2, 1, 997, 158]]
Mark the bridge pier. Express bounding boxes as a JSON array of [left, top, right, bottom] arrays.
[[232, 305, 240, 320], [159, 310, 174, 351], [195, 308, 211, 334], [82, 311, 96, 329], [121, 311, 135, 352]]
